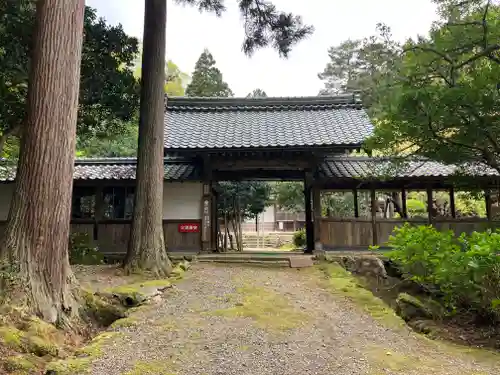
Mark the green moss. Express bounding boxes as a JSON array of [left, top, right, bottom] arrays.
[[395, 292, 436, 321], [46, 332, 123, 374], [76, 332, 123, 357], [169, 266, 184, 279], [0, 325, 24, 349], [122, 360, 176, 375], [26, 334, 59, 356], [317, 263, 404, 328], [81, 289, 126, 326], [397, 293, 425, 308], [23, 316, 59, 337], [110, 317, 139, 329], [208, 284, 307, 331], [366, 347, 427, 373], [45, 357, 92, 375], [3, 354, 38, 372], [108, 279, 172, 294]]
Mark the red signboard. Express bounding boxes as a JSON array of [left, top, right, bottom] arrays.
[[178, 223, 200, 233]]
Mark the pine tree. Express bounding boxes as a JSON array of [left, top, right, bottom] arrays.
[[185, 49, 233, 97], [246, 89, 268, 98]]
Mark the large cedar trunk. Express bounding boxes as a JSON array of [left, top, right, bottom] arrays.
[[123, 0, 172, 276], [0, 0, 85, 324]]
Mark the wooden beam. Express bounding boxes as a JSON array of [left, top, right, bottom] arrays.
[[370, 188, 378, 246], [401, 188, 407, 219], [449, 187, 456, 218], [427, 186, 433, 224], [211, 158, 310, 171], [353, 188, 359, 218]]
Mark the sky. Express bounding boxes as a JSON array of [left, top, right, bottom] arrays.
[[86, 0, 439, 97]]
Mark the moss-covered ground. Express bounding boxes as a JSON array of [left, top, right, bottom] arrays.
[[0, 261, 189, 374]]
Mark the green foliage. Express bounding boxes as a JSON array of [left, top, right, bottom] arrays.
[[134, 52, 189, 97], [176, 0, 313, 57], [318, 23, 399, 108], [246, 88, 268, 98], [0, 2, 140, 157], [77, 120, 138, 157], [406, 199, 427, 218], [69, 233, 104, 265], [292, 228, 306, 248], [217, 181, 271, 220], [273, 181, 304, 211], [387, 223, 500, 320], [368, 3, 500, 170], [186, 49, 233, 97]]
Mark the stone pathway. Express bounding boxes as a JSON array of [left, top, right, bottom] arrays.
[[86, 264, 500, 375]]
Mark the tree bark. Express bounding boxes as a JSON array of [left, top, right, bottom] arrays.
[[0, 0, 85, 325], [123, 0, 172, 276]]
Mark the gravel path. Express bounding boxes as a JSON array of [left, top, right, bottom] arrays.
[[86, 264, 500, 375]]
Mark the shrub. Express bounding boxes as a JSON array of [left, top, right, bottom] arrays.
[[386, 223, 500, 321], [69, 232, 104, 265], [293, 228, 306, 248]]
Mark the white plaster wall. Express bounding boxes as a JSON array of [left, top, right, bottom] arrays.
[[261, 205, 275, 222], [243, 205, 275, 224], [0, 182, 202, 221], [162, 182, 202, 220], [0, 184, 14, 220]]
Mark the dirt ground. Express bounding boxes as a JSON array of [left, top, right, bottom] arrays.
[[70, 263, 500, 375]]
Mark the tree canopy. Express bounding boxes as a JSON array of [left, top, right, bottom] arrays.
[[0, 2, 140, 156], [175, 0, 313, 57], [246, 88, 268, 98], [317, 23, 398, 109], [367, 1, 500, 171], [185, 49, 233, 97]]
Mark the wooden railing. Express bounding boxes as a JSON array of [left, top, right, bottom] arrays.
[[319, 217, 499, 249], [0, 219, 202, 254]]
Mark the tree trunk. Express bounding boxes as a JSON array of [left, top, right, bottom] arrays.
[[123, 0, 172, 276], [0, 0, 85, 325]]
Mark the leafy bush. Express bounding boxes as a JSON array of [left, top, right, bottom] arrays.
[[69, 232, 104, 265], [405, 199, 427, 218], [387, 223, 500, 320], [293, 228, 306, 248]]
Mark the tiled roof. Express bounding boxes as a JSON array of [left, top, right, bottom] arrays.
[[318, 156, 499, 179], [164, 95, 374, 150], [0, 158, 199, 182]]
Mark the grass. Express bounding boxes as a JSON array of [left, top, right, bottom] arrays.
[[365, 345, 444, 374], [316, 262, 404, 329], [208, 284, 307, 331], [122, 360, 176, 375], [278, 243, 297, 251]]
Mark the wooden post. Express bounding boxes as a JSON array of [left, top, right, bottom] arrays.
[[449, 187, 456, 218], [201, 157, 213, 252], [401, 188, 407, 219], [353, 188, 359, 218], [371, 188, 378, 246], [312, 186, 322, 250], [211, 189, 218, 251], [201, 183, 212, 252], [304, 171, 314, 254], [94, 186, 104, 241], [427, 186, 433, 224], [485, 189, 492, 222]]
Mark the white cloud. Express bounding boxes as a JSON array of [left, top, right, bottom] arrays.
[[86, 0, 438, 97]]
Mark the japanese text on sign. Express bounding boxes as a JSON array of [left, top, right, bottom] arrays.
[[178, 223, 200, 233]]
